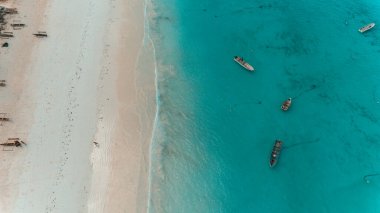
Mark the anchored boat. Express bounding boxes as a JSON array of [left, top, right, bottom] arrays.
[[269, 140, 283, 168], [359, 23, 375, 33], [281, 98, 292, 111], [233, 56, 254, 71]]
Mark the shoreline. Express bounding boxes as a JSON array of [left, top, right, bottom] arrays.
[[0, 0, 156, 211], [87, 0, 157, 210]]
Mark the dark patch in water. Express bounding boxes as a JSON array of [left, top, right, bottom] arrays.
[[346, 101, 378, 123], [280, 64, 332, 102], [372, 86, 380, 103], [370, 37, 380, 47], [229, 100, 263, 111], [283, 138, 320, 150], [228, 6, 256, 16], [215, 2, 286, 18], [363, 173, 380, 183], [281, 71, 324, 99], [153, 15, 172, 24], [293, 84, 319, 99], [258, 4, 272, 9], [348, 116, 380, 154], [317, 92, 332, 102], [266, 31, 314, 56]]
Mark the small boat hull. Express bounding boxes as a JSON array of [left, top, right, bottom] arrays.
[[269, 140, 283, 168], [281, 98, 292, 111], [234, 56, 254, 71], [359, 23, 375, 33]]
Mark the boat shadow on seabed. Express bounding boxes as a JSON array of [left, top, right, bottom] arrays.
[[282, 139, 320, 150], [363, 173, 380, 184]]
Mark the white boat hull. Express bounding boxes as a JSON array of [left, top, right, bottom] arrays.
[[359, 23, 375, 33], [233, 58, 254, 71]]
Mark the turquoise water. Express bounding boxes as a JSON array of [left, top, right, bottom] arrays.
[[148, 0, 380, 212]]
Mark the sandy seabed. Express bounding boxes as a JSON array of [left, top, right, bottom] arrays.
[[0, 0, 156, 212]]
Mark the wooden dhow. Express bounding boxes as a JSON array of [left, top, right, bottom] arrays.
[[269, 140, 283, 168], [281, 98, 292, 111]]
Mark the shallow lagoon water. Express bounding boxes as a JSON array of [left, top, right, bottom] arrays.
[[149, 0, 380, 212]]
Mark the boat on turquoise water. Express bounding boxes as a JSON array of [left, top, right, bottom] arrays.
[[358, 23, 375, 33], [269, 140, 283, 168], [233, 56, 254, 71], [281, 98, 292, 111]]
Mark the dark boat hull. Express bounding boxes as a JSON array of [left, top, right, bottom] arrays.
[[269, 140, 282, 168]]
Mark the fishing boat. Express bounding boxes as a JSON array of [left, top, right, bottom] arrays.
[[281, 98, 292, 111], [269, 140, 283, 168], [358, 23, 375, 33], [233, 56, 254, 71], [0, 32, 13, 38], [33, 31, 48, 37]]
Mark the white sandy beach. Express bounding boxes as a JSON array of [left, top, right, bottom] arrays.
[[0, 0, 156, 212]]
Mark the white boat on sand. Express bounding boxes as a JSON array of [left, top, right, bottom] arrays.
[[359, 23, 375, 33], [233, 56, 254, 71]]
